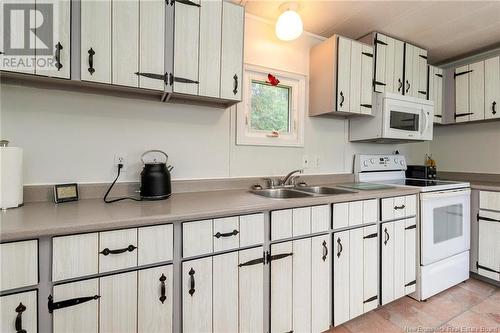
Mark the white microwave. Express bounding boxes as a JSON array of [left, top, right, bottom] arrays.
[[350, 93, 434, 143]]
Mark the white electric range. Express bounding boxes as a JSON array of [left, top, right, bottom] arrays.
[[353, 154, 471, 301]]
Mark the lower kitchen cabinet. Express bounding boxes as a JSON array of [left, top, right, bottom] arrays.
[[333, 225, 378, 326], [270, 234, 331, 333], [52, 266, 172, 333], [381, 218, 416, 305], [182, 247, 264, 333], [477, 210, 500, 281], [0, 290, 38, 333]]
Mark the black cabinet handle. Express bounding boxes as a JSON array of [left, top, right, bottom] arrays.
[[214, 229, 239, 239], [384, 228, 390, 245], [54, 42, 63, 71], [159, 273, 167, 304], [100, 244, 137, 256], [48, 294, 100, 313], [322, 240, 328, 262], [188, 268, 195, 296], [336, 237, 343, 258], [398, 78, 403, 92], [394, 204, 405, 210], [405, 80, 410, 93], [339, 91, 345, 107], [88, 48, 95, 75], [15, 303, 26, 333], [172, 0, 201, 7], [233, 74, 238, 95], [492, 101, 497, 115]]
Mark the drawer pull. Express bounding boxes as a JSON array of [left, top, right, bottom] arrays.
[[336, 237, 343, 258], [54, 42, 63, 71], [88, 48, 95, 75], [159, 273, 167, 304], [233, 74, 239, 95], [394, 204, 405, 210], [214, 229, 239, 238], [15, 303, 26, 333], [339, 91, 345, 107], [188, 268, 196, 296], [384, 228, 390, 245], [322, 240, 329, 261], [100, 244, 137, 256], [48, 294, 100, 313]]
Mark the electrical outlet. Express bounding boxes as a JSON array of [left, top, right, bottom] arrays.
[[114, 154, 127, 172], [302, 155, 309, 168]]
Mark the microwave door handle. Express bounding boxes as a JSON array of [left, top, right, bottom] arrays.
[[421, 109, 429, 135]]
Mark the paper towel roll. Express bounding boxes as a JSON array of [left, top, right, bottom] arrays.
[[0, 147, 23, 209]]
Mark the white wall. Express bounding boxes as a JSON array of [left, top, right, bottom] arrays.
[[1, 15, 414, 185]]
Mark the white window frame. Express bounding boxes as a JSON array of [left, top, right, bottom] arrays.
[[236, 64, 306, 147]]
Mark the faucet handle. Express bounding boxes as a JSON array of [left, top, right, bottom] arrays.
[[263, 177, 279, 188]]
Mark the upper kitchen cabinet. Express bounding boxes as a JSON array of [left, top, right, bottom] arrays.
[[454, 62, 485, 123], [428, 65, 444, 124], [404, 43, 428, 98], [310, 35, 374, 116], [370, 33, 405, 95], [484, 56, 500, 120]]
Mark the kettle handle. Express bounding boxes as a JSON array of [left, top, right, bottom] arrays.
[[141, 150, 168, 164]]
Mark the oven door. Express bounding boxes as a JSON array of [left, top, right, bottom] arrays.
[[382, 98, 432, 140], [420, 188, 470, 266]]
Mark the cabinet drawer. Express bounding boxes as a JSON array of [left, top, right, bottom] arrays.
[[480, 191, 500, 211], [381, 195, 417, 221], [213, 216, 240, 252], [271, 209, 293, 241], [239, 213, 265, 247], [1, 240, 38, 291], [333, 200, 378, 229], [272, 206, 330, 241], [0, 290, 38, 333], [99, 229, 138, 273], [138, 224, 173, 266], [53, 233, 99, 282], [183, 220, 213, 257]]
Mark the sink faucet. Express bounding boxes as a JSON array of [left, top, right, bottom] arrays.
[[281, 169, 303, 186]]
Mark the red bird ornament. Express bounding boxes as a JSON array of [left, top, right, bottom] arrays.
[[267, 74, 280, 86]]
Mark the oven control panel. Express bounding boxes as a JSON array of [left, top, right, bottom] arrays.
[[355, 154, 407, 172]]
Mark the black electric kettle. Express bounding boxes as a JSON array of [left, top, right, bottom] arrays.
[[140, 150, 173, 200]]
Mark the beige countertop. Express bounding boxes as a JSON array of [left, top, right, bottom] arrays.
[[469, 181, 500, 191], [0, 184, 419, 242]]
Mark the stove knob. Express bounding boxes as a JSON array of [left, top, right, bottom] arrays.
[[370, 158, 375, 164], [399, 160, 405, 166], [363, 160, 369, 167], [394, 157, 399, 164]]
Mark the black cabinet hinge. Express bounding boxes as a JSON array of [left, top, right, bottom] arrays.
[[476, 262, 500, 274], [404, 280, 416, 287], [48, 294, 100, 313], [167, 0, 200, 7], [375, 39, 387, 46], [435, 73, 443, 78], [454, 70, 473, 78], [418, 90, 427, 95], [477, 213, 500, 223], [360, 104, 372, 109], [454, 112, 474, 118], [363, 232, 377, 239], [363, 295, 378, 303], [434, 115, 442, 118], [362, 52, 373, 58], [264, 251, 270, 264], [405, 224, 416, 230], [373, 80, 386, 86], [419, 54, 428, 60]]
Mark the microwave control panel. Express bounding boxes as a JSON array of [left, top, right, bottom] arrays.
[[355, 154, 407, 173]]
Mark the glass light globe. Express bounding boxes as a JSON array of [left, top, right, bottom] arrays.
[[275, 9, 303, 41]]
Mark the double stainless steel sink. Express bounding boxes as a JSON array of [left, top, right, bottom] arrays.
[[250, 186, 355, 199]]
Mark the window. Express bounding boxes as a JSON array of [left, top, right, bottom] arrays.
[[236, 64, 305, 147]]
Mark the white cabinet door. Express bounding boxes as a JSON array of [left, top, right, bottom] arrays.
[[484, 56, 500, 119], [361, 45, 374, 114], [337, 36, 351, 112], [381, 221, 394, 305], [485, 56, 500, 120], [220, 1, 244, 101], [239, 247, 264, 333], [394, 220, 405, 300], [349, 227, 364, 319], [81, 0, 111, 83], [404, 44, 414, 96], [183, 257, 212, 333], [173, 0, 200, 95], [1, 239, 38, 291], [270, 241, 293, 333], [292, 206, 311, 237], [455, 65, 470, 123], [350, 41, 362, 114], [478, 211, 500, 281], [292, 238, 312, 333], [112, 0, 139, 87], [393, 39, 405, 95], [213, 252, 239, 333], [312, 235, 331, 333], [139, 0, 165, 90], [384, 37, 395, 94], [99, 271, 137, 333], [333, 202, 349, 229], [0, 291, 37, 333], [469, 61, 485, 121], [36, 0, 70, 78], [198, 0, 222, 98], [429, 66, 444, 123], [363, 225, 378, 312], [311, 205, 331, 233], [404, 218, 417, 294], [374, 33, 387, 93], [53, 279, 99, 333], [333, 230, 350, 326], [138, 265, 173, 333], [415, 47, 428, 98]]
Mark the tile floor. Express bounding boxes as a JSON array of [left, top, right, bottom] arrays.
[[327, 278, 500, 333]]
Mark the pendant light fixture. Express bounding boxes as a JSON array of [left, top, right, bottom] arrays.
[[275, 2, 303, 41]]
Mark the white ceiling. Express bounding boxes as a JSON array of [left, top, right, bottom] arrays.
[[241, 0, 500, 64]]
